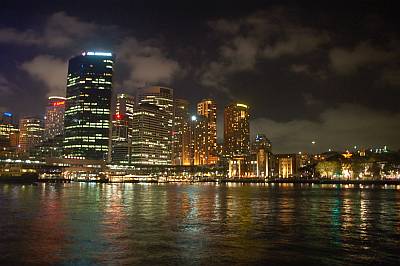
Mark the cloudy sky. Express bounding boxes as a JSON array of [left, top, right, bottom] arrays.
[[0, 0, 399, 153]]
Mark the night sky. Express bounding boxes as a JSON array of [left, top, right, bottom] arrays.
[[0, 1, 399, 153]]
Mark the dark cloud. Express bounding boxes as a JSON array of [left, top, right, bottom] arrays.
[[0, 2, 399, 152], [251, 103, 400, 153], [329, 42, 399, 75], [0, 12, 102, 48], [290, 64, 327, 79], [0, 74, 14, 95], [200, 9, 330, 94], [381, 68, 400, 87]]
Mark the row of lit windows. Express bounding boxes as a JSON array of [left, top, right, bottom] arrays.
[[64, 144, 108, 149], [65, 136, 108, 140]]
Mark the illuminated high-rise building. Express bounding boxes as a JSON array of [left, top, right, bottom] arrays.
[[136, 86, 173, 163], [44, 96, 66, 140], [111, 93, 135, 164], [173, 99, 190, 165], [0, 112, 13, 124], [191, 115, 208, 165], [63, 51, 114, 160], [18, 117, 43, 154], [131, 103, 170, 165], [224, 103, 250, 157], [0, 112, 18, 154], [196, 99, 218, 165]]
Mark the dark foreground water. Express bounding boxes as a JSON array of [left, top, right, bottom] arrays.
[[0, 183, 399, 265]]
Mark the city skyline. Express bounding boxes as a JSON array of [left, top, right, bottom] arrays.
[[0, 1, 399, 153], [1, 3, 400, 266]]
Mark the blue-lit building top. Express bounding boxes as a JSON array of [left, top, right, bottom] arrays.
[[63, 51, 114, 160]]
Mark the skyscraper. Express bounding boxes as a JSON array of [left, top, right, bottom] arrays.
[[136, 86, 173, 163], [191, 115, 208, 165], [63, 51, 114, 160], [111, 93, 135, 164], [44, 96, 66, 140], [18, 117, 43, 154], [196, 99, 218, 165], [0, 112, 18, 156], [173, 99, 190, 165], [131, 103, 170, 165], [224, 103, 250, 158]]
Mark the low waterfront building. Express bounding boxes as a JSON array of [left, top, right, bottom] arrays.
[[276, 154, 300, 178]]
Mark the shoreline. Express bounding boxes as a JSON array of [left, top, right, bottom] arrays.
[[2, 175, 400, 185]]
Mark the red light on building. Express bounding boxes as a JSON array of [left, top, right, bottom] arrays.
[[52, 101, 65, 106], [113, 114, 124, 120]]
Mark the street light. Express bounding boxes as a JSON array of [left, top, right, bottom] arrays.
[[311, 140, 316, 178]]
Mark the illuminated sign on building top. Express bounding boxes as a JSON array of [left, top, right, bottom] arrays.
[[236, 103, 248, 108], [82, 51, 113, 57], [3, 112, 12, 117], [48, 96, 66, 100], [52, 101, 65, 107]]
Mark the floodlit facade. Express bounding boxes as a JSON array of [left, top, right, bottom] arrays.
[[44, 96, 66, 140], [252, 134, 272, 177], [196, 99, 218, 165], [18, 117, 43, 154], [277, 154, 300, 178], [136, 86, 173, 163], [224, 103, 250, 158], [111, 93, 135, 164], [63, 51, 114, 160], [131, 103, 171, 165]]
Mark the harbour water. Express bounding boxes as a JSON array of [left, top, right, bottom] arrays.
[[0, 183, 399, 265]]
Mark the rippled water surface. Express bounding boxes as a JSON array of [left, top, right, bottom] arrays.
[[0, 183, 399, 265]]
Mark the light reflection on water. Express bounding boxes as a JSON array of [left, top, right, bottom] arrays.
[[0, 183, 399, 265]]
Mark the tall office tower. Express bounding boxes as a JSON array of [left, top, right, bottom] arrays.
[[191, 115, 208, 165], [0, 112, 18, 150], [131, 103, 170, 165], [0, 112, 13, 124], [111, 93, 135, 164], [196, 99, 218, 165], [224, 103, 250, 158], [136, 86, 174, 163], [18, 117, 43, 154], [63, 51, 114, 160], [44, 96, 66, 140], [172, 99, 190, 165]]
